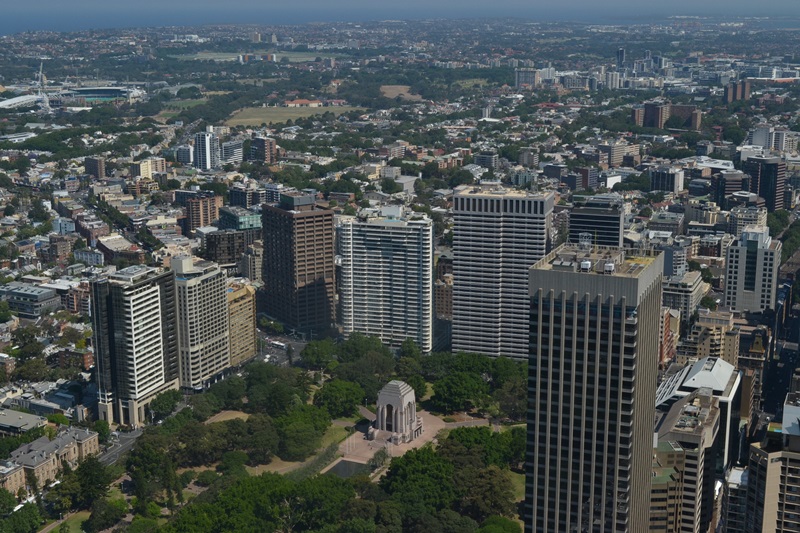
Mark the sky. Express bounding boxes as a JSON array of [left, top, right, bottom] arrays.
[[2, 0, 798, 35]]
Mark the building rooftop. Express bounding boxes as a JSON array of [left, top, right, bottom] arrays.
[[109, 265, 159, 284], [533, 244, 658, 279], [454, 183, 553, 199], [0, 409, 47, 433]]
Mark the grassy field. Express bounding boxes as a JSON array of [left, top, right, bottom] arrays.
[[226, 106, 363, 126], [509, 471, 525, 502], [380, 85, 423, 101], [60, 511, 91, 533], [205, 410, 250, 424]]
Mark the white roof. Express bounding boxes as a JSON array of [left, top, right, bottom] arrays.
[[682, 357, 735, 393]]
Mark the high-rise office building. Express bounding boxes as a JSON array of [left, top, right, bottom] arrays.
[[171, 256, 230, 391], [84, 157, 105, 180], [568, 194, 625, 247], [526, 244, 663, 532], [652, 389, 721, 533], [744, 383, 800, 531], [91, 266, 179, 428], [176, 145, 193, 166], [650, 166, 685, 194], [616, 47, 626, 70], [337, 206, 433, 352], [724, 225, 780, 312], [227, 279, 256, 367], [452, 184, 554, 360], [193, 131, 219, 170], [743, 155, 787, 212], [262, 192, 335, 334]]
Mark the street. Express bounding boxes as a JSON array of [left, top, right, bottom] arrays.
[[98, 428, 143, 466]]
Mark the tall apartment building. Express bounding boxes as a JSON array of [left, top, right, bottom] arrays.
[[515, 68, 540, 87], [262, 193, 335, 334], [518, 147, 539, 168], [90, 266, 179, 428], [185, 193, 222, 236], [171, 256, 230, 391], [204, 229, 252, 266], [193, 131, 219, 170], [598, 141, 637, 167], [221, 140, 244, 165], [229, 183, 269, 208], [729, 206, 767, 237], [452, 184, 554, 360], [743, 155, 787, 212], [84, 157, 105, 180], [568, 194, 625, 247], [724, 225, 780, 312], [724, 80, 751, 103], [662, 270, 707, 326], [650, 166, 685, 194], [526, 244, 663, 532], [337, 206, 433, 352], [644, 102, 671, 129], [227, 279, 256, 367], [251, 136, 277, 164]]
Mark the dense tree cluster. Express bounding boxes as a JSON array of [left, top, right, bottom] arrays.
[[161, 426, 523, 533]]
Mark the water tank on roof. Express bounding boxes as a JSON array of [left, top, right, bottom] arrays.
[[580, 260, 592, 272], [604, 262, 616, 274]]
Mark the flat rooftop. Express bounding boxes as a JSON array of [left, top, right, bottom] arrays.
[[533, 244, 658, 279], [454, 184, 553, 199]]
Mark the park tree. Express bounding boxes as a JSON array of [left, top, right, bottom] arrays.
[[492, 376, 526, 421], [432, 372, 488, 412], [148, 389, 182, 420], [93, 419, 111, 444], [299, 338, 337, 369], [381, 445, 456, 514], [314, 379, 365, 418], [83, 498, 127, 533], [398, 338, 421, 359]]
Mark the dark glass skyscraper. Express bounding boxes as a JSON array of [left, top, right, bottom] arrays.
[[526, 244, 663, 532]]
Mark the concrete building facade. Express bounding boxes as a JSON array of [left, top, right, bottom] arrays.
[[172, 257, 230, 391], [453, 184, 554, 360], [337, 206, 433, 352], [91, 266, 180, 428]]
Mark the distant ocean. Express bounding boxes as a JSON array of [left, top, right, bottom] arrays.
[[1, 7, 799, 36]]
